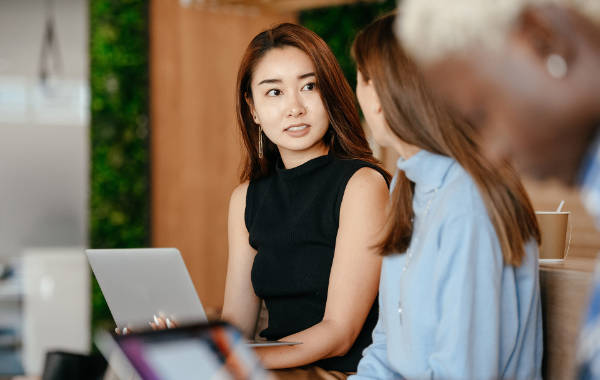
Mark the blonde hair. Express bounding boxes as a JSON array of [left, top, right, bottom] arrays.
[[398, 0, 600, 63]]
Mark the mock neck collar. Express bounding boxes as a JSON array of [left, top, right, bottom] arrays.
[[396, 150, 454, 192], [276, 151, 333, 180]]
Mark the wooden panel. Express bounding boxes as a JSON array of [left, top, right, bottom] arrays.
[[540, 258, 595, 379], [150, 1, 296, 313]]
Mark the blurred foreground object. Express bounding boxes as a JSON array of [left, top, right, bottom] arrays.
[[577, 257, 600, 380], [23, 248, 90, 376], [40, 351, 106, 380], [97, 321, 273, 380], [398, 0, 600, 225]]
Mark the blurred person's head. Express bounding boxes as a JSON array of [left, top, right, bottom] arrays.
[[236, 23, 385, 181], [352, 13, 540, 265], [399, 0, 600, 184]]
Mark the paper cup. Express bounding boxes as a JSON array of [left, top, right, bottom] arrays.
[[535, 211, 571, 262]]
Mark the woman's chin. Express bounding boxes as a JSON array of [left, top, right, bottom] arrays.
[[277, 137, 327, 154]]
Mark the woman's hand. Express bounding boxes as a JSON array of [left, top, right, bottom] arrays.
[[149, 314, 177, 330], [114, 314, 177, 335], [114, 327, 132, 335]]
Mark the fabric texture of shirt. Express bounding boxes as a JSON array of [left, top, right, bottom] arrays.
[[575, 129, 600, 380], [577, 256, 600, 380], [579, 131, 600, 228], [246, 152, 387, 372], [350, 150, 543, 380]]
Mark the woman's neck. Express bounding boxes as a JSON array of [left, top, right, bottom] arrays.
[[389, 136, 420, 160], [278, 142, 329, 169]]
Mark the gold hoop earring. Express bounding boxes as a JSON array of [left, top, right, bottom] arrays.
[[258, 126, 264, 159]]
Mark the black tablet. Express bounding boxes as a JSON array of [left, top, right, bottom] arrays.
[[111, 321, 272, 380]]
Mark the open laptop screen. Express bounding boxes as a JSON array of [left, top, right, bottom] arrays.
[[113, 322, 271, 380]]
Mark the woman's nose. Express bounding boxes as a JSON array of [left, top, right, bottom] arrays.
[[287, 93, 306, 117]]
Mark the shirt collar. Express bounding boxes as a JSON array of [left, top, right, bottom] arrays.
[[396, 150, 454, 192]]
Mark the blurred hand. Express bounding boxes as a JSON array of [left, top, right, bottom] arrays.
[[149, 314, 177, 330], [114, 326, 133, 335], [114, 314, 177, 335]]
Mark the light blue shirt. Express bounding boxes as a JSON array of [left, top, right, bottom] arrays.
[[350, 150, 543, 380], [575, 130, 600, 379], [579, 131, 600, 228], [577, 257, 600, 379]]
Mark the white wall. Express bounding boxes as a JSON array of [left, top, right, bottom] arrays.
[[0, 0, 88, 259]]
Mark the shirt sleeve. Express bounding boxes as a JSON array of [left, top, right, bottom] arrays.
[[426, 213, 505, 379], [350, 293, 402, 379]]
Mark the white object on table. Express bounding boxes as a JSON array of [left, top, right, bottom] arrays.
[[22, 247, 90, 375]]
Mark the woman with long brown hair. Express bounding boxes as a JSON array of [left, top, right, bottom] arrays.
[[221, 23, 390, 378], [350, 14, 543, 379]]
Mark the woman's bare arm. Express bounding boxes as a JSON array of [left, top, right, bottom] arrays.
[[221, 182, 261, 338]]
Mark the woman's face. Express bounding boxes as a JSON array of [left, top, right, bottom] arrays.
[[355, 70, 390, 147], [248, 46, 329, 161]]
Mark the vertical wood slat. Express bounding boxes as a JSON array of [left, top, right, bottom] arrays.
[[150, 1, 296, 311], [540, 258, 595, 380]]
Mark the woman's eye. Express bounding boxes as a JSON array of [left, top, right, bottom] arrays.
[[266, 89, 281, 96], [302, 82, 316, 91]]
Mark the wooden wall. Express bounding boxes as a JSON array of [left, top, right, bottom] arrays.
[[150, 0, 296, 313]]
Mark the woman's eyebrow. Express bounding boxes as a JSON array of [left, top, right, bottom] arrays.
[[298, 72, 315, 79], [257, 78, 282, 86], [257, 72, 315, 86]]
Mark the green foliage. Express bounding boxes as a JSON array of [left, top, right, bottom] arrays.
[[300, 0, 396, 90], [90, 0, 150, 332]]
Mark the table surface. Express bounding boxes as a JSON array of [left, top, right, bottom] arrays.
[[540, 256, 599, 273], [539, 256, 597, 380]]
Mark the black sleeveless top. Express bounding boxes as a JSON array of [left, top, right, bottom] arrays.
[[245, 153, 386, 372]]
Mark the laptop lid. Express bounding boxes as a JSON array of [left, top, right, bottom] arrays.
[[86, 248, 206, 330]]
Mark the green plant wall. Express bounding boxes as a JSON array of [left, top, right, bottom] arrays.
[[90, 0, 150, 331], [300, 0, 396, 89]]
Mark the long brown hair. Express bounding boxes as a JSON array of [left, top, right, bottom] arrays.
[[236, 23, 390, 183], [352, 14, 540, 266]]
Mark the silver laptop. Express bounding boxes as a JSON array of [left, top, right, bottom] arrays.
[[87, 247, 301, 348], [86, 248, 207, 330]]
